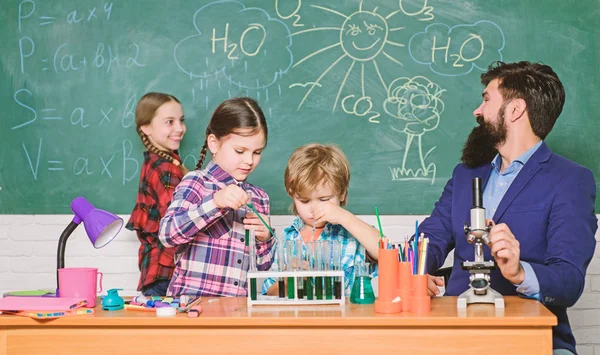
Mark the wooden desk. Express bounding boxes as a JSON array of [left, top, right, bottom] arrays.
[[0, 296, 556, 355]]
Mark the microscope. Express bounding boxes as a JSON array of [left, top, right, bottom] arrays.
[[457, 177, 505, 309]]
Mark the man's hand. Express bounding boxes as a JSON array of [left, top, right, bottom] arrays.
[[427, 275, 444, 296], [488, 219, 525, 284]]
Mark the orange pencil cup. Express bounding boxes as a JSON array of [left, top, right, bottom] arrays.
[[374, 248, 402, 314], [398, 262, 412, 312], [410, 274, 431, 314]]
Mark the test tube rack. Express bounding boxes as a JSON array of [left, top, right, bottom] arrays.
[[247, 270, 345, 307]]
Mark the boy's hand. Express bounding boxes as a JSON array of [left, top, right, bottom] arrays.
[[213, 185, 249, 210], [313, 202, 349, 226], [244, 211, 272, 241], [291, 259, 310, 270]]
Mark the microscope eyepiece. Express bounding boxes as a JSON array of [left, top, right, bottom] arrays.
[[472, 177, 483, 208]]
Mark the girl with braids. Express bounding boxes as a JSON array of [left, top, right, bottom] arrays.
[[126, 92, 188, 296], [158, 97, 275, 297]]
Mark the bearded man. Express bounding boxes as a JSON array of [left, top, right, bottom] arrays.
[[418, 61, 597, 355]]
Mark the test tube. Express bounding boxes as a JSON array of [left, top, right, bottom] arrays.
[[296, 238, 305, 299], [332, 240, 342, 299], [324, 241, 333, 300], [315, 241, 324, 300], [277, 237, 285, 298], [285, 240, 296, 299], [305, 242, 315, 300], [248, 228, 257, 300]]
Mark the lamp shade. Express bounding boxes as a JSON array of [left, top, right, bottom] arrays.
[[70, 197, 123, 248]]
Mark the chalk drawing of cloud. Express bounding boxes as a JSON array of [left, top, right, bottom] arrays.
[[174, 0, 293, 89], [409, 20, 505, 76]]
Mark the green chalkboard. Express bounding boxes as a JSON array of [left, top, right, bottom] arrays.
[[1, 0, 599, 214]]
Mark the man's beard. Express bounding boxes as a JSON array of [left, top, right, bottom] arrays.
[[461, 109, 507, 168]]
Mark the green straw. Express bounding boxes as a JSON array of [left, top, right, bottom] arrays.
[[246, 203, 276, 236], [375, 206, 384, 238]]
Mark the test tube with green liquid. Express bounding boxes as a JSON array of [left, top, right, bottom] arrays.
[[245, 193, 258, 301], [247, 229, 258, 300], [285, 241, 296, 299], [315, 241, 324, 300], [305, 242, 314, 300], [332, 240, 342, 299], [277, 237, 285, 298], [324, 241, 333, 300], [296, 238, 304, 299]]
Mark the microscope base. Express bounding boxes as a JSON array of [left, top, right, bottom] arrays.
[[457, 287, 504, 309]]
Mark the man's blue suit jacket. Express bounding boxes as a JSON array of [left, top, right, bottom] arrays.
[[421, 142, 597, 353]]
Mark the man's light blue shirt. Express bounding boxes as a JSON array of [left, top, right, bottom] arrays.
[[483, 140, 543, 300]]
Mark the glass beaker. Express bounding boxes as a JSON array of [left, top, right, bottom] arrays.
[[350, 261, 375, 304]]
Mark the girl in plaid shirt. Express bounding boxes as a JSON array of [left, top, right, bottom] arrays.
[[263, 143, 381, 296], [159, 97, 275, 297], [126, 92, 188, 297]]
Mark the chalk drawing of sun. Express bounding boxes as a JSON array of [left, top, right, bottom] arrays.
[[290, 1, 405, 111]]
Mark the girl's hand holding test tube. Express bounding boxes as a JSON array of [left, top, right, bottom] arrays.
[[244, 210, 272, 241]]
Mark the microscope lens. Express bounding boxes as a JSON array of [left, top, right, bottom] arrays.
[[471, 279, 488, 290]]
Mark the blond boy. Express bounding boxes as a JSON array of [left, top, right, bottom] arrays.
[[262, 143, 380, 296]]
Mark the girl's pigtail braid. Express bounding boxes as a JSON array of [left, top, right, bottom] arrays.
[[195, 140, 209, 170]]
